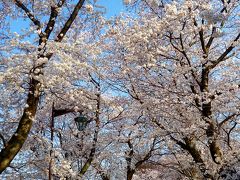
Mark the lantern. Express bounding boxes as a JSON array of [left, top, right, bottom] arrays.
[[74, 114, 89, 131]]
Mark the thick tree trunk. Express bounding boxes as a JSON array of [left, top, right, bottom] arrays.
[[0, 78, 40, 173], [127, 169, 135, 180], [201, 66, 222, 164], [176, 136, 214, 179]]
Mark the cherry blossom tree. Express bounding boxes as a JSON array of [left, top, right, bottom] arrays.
[[0, 0, 100, 174], [0, 0, 240, 179], [102, 0, 240, 179]]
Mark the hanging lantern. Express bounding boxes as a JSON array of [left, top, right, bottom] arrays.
[[74, 114, 89, 131]]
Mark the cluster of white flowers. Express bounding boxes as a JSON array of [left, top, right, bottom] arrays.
[[85, 4, 93, 13]]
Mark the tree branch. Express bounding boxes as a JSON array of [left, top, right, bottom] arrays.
[[135, 138, 157, 169], [225, 121, 237, 149], [219, 113, 238, 127], [79, 129, 98, 175], [205, 26, 216, 51], [126, 138, 135, 180], [14, 0, 41, 31], [79, 87, 100, 176], [193, 19, 207, 56], [56, 0, 85, 42], [44, 0, 66, 39], [209, 32, 240, 69]]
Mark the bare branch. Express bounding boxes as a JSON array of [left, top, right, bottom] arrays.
[[14, 0, 41, 31], [205, 26, 216, 51], [193, 19, 207, 56], [209, 32, 240, 69], [219, 113, 239, 127], [56, 0, 85, 42]]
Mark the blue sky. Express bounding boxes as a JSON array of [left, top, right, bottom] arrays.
[[10, 0, 125, 34], [98, 0, 125, 17]]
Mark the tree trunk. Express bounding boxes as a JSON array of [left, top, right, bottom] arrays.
[[127, 169, 135, 180], [0, 78, 40, 173], [201, 66, 222, 164]]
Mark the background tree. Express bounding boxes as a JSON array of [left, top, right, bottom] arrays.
[[102, 0, 240, 179]]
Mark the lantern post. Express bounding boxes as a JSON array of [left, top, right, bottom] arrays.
[[49, 105, 90, 179]]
